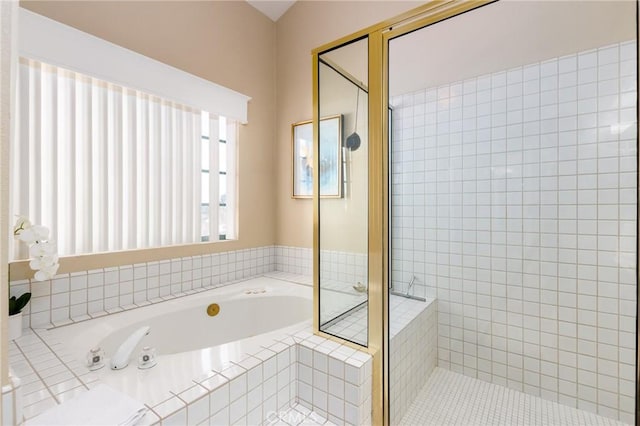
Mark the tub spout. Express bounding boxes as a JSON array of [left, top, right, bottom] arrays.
[[110, 326, 150, 370], [406, 275, 416, 297]]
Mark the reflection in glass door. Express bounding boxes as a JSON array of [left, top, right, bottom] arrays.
[[317, 37, 369, 346]]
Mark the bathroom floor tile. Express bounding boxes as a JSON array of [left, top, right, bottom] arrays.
[[267, 403, 330, 426], [399, 368, 630, 426]]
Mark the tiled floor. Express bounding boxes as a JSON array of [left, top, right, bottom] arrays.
[[399, 368, 629, 426], [265, 403, 337, 426]]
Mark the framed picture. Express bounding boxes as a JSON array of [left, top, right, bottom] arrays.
[[292, 115, 342, 198]]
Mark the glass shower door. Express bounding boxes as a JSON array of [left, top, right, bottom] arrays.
[[317, 37, 369, 346]]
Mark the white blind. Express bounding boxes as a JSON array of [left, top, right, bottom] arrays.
[[19, 8, 251, 123], [11, 58, 204, 257]]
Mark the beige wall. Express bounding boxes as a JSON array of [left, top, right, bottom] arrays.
[[13, 1, 277, 277], [276, 0, 637, 250], [390, 0, 636, 97], [14, 1, 425, 275], [275, 1, 422, 249]]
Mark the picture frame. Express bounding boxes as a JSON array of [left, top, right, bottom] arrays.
[[291, 115, 342, 198]]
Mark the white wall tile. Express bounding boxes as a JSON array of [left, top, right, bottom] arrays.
[[390, 39, 636, 422], [12, 245, 287, 331]]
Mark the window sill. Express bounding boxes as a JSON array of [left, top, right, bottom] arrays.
[[9, 239, 240, 281]]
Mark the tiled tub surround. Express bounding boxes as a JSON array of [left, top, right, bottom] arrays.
[[12, 276, 373, 425], [320, 284, 367, 332], [275, 246, 313, 277], [319, 294, 439, 423], [389, 296, 437, 425], [320, 293, 437, 353], [45, 277, 312, 388], [390, 40, 637, 422], [276, 246, 366, 286], [277, 246, 366, 288], [322, 303, 368, 346], [320, 251, 367, 292], [296, 336, 373, 425], [284, 246, 366, 326], [9, 245, 353, 332], [11, 246, 278, 330], [319, 251, 368, 332]]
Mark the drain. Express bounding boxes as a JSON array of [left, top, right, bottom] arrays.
[[206, 303, 220, 317]]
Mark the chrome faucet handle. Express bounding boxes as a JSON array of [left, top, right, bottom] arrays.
[[87, 347, 105, 371], [138, 346, 157, 369]]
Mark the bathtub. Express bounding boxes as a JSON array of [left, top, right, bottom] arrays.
[[38, 275, 312, 407]]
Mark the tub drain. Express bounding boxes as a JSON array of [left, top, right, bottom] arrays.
[[207, 303, 220, 317]]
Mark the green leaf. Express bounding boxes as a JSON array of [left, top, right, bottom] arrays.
[[9, 292, 31, 316]]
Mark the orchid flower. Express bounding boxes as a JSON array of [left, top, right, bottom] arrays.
[[18, 225, 49, 244], [34, 267, 58, 282], [35, 262, 60, 281], [29, 254, 59, 270], [29, 241, 57, 257], [13, 215, 31, 237], [14, 215, 60, 282]]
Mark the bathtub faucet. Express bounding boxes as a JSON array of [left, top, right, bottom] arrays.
[[110, 326, 150, 370], [406, 275, 416, 297]]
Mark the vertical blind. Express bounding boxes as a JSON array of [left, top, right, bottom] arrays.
[[11, 58, 206, 257]]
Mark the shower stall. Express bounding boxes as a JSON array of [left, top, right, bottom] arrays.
[[314, 1, 638, 425]]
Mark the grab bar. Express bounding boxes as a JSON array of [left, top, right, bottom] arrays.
[[390, 290, 426, 302]]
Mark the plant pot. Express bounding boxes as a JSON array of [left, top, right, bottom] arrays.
[[8, 312, 23, 341]]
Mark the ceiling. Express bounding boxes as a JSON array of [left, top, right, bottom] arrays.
[[246, 0, 296, 22]]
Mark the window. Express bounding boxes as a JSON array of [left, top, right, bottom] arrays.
[[200, 113, 237, 242], [10, 58, 237, 259]]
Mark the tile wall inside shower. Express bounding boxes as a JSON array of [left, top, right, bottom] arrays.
[[390, 40, 637, 423]]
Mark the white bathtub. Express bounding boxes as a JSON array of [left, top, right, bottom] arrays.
[[40, 276, 312, 406]]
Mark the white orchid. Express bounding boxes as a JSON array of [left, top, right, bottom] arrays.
[[29, 254, 58, 270], [14, 215, 59, 282], [17, 228, 36, 244], [34, 264, 59, 281], [30, 241, 57, 257], [13, 215, 31, 237], [19, 225, 49, 244]]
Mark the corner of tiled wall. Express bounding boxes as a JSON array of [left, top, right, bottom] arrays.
[[389, 298, 438, 424], [275, 246, 313, 276], [296, 335, 373, 425]]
